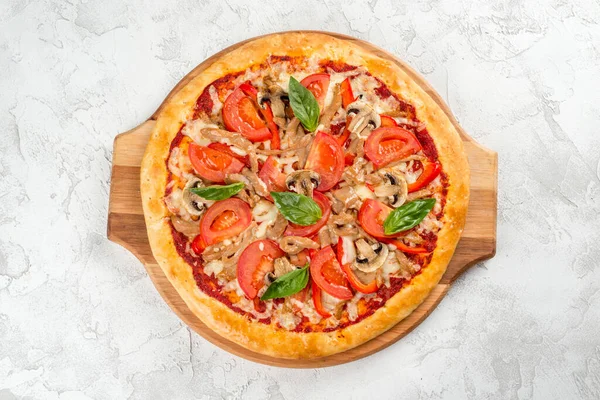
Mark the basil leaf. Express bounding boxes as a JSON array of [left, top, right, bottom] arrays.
[[271, 191, 322, 226], [260, 264, 310, 300], [190, 182, 244, 201], [383, 198, 436, 235], [288, 76, 320, 132]]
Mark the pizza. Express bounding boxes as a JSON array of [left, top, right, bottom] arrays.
[[141, 32, 469, 359]]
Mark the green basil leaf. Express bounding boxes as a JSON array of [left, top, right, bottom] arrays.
[[270, 191, 322, 226], [260, 264, 310, 300], [383, 198, 436, 235], [288, 76, 320, 132], [190, 182, 244, 201]]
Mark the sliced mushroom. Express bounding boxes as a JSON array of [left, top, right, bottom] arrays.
[[352, 238, 389, 273], [274, 257, 296, 278], [170, 215, 200, 237], [279, 236, 320, 255], [329, 212, 358, 237], [266, 214, 288, 240], [285, 169, 321, 198], [258, 84, 287, 127], [182, 177, 207, 217], [370, 169, 408, 207], [319, 84, 342, 128], [346, 100, 381, 139]]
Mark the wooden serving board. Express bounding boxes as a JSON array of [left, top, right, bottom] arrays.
[[107, 31, 497, 368]]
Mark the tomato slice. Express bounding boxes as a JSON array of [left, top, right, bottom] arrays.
[[407, 162, 441, 192], [337, 237, 378, 294], [305, 131, 344, 191], [357, 199, 404, 239], [301, 73, 330, 110], [200, 198, 251, 245], [222, 87, 271, 142], [258, 156, 287, 195], [340, 77, 355, 109], [237, 239, 284, 299], [364, 126, 422, 169], [380, 238, 430, 254], [379, 115, 398, 127], [207, 142, 250, 167], [284, 191, 331, 237], [189, 143, 244, 183], [239, 81, 280, 149], [311, 280, 331, 318], [310, 246, 353, 300]]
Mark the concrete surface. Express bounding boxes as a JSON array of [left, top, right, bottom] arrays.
[[1, 0, 599, 399]]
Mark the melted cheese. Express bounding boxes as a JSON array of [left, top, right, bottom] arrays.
[[182, 119, 218, 145]]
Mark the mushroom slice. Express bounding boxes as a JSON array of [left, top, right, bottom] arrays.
[[285, 169, 321, 198], [258, 84, 287, 122], [346, 100, 381, 139], [182, 177, 207, 217], [273, 257, 296, 278], [352, 238, 389, 273], [279, 236, 319, 255], [170, 215, 200, 237], [371, 169, 408, 208]]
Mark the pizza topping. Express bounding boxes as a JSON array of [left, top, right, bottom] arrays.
[[285, 169, 321, 198], [300, 73, 330, 111], [352, 238, 389, 273], [304, 131, 345, 191], [200, 198, 252, 246], [190, 182, 245, 201], [364, 126, 422, 169], [261, 263, 309, 301], [310, 246, 353, 300], [289, 76, 320, 132], [283, 191, 331, 237], [271, 191, 322, 226], [367, 169, 408, 208], [222, 87, 272, 142], [171, 215, 200, 238], [383, 198, 436, 236], [346, 99, 381, 139], [237, 239, 284, 299], [182, 177, 209, 217], [189, 143, 245, 183], [407, 161, 441, 193], [278, 236, 320, 255]]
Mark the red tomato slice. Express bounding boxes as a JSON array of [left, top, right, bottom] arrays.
[[357, 199, 404, 239], [189, 143, 244, 183], [311, 280, 331, 318], [340, 77, 355, 108], [407, 162, 441, 192], [337, 237, 378, 294], [284, 191, 331, 237], [200, 198, 251, 245], [364, 126, 422, 169], [301, 73, 330, 110], [380, 238, 430, 254], [258, 156, 287, 195], [240, 81, 280, 149], [207, 142, 250, 167], [237, 239, 284, 299], [310, 246, 353, 300], [222, 87, 271, 142], [305, 131, 344, 191], [379, 115, 398, 127]]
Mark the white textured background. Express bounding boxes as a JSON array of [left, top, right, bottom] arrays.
[[1, 0, 599, 399]]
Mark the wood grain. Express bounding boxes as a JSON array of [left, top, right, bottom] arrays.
[[107, 32, 497, 367]]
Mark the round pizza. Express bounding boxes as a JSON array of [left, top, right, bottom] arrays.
[[141, 32, 469, 359]]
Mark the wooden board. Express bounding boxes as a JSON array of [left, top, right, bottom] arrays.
[[107, 31, 498, 368]]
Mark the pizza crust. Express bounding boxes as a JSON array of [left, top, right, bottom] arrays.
[[141, 32, 469, 359]]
